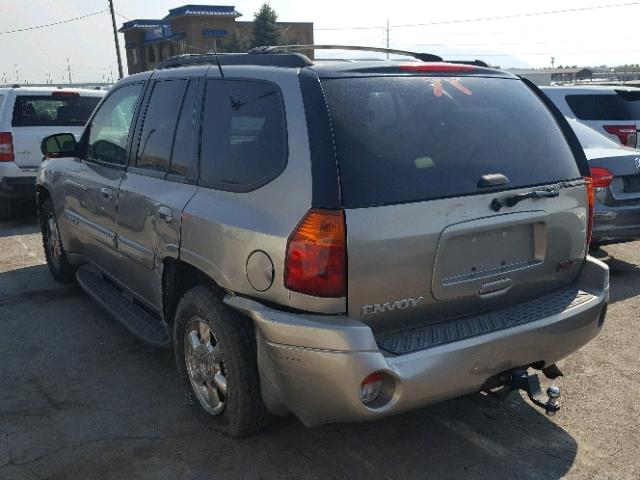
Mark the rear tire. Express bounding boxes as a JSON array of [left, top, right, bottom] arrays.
[[0, 198, 14, 220], [173, 285, 268, 437], [40, 197, 76, 283]]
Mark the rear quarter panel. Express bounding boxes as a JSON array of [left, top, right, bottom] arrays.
[[180, 68, 344, 313]]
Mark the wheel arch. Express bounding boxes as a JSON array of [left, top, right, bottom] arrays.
[[162, 257, 228, 328]]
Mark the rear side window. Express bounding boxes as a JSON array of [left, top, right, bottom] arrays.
[[200, 79, 287, 190], [566, 93, 640, 120], [321, 76, 580, 208], [12, 95, 100, 127], [169, 80, 198, 176], [136, 79, 188, 171]]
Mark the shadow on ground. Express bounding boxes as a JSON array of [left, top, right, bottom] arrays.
[[0, 263, 579, 480]]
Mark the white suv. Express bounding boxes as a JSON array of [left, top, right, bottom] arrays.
[[0, 86, 104, 218], [541, 86, 640, 148]]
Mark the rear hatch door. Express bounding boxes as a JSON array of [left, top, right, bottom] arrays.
[[322, 74, 588, 332], [11, 92, 101, 168]]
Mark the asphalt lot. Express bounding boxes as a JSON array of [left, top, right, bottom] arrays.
[[0, 214, 639, 480]]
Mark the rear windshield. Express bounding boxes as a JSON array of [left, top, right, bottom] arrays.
[[12, 95, 100, 127], [566, 92, 640, 120], [321, 76, 580, 207]]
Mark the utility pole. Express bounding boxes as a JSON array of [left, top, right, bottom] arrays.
[[385, 19, 390, 60], [14, 64, 19, 84], [108, 0, 124, 79], [67, 58, 72, 84], [551, 56, 555, 69]]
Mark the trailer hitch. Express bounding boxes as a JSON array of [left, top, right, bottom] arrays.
[[490, 368, 561, 416]]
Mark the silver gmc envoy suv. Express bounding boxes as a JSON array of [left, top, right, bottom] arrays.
[[37, 47, 609, 437]]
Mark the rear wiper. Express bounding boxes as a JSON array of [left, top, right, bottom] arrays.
[[490, 186, 560, 212]]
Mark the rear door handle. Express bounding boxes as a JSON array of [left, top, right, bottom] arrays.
[[157, 205, 173, 224], [101, 187, 113, 200]]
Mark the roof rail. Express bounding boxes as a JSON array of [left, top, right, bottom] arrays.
[[445, 59, 490, 67], [157, 52, 312, 70], [249, 45, 443, 62]]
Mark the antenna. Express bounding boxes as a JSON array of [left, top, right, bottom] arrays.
[[385, 19, 390, 60]]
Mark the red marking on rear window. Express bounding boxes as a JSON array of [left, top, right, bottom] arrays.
[[448, 79, 473, 96], [432, 79, 443, 97]]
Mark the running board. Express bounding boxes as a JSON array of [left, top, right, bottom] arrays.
[[76, 266, 171, 348]]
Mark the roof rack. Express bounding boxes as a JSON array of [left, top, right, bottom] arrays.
[[250, 45, 443, 62], [157, 52, 312, 70], [446, 59, 490, 67]]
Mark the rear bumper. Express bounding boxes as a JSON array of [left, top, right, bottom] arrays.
[[0, 163, 37, 199], [593, 201, 640, 243], [225, 256, 609, 426]]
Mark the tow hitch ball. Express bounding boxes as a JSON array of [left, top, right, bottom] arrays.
[[499, 369, 561, 416]]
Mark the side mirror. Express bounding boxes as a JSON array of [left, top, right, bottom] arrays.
[[41, 133, 77, 158]]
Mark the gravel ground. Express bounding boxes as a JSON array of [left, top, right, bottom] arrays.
[[0, 215, 638, 480]]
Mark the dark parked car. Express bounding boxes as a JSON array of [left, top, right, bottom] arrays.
[[568, 118, 640, 247]]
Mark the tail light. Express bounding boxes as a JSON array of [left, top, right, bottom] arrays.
[[0, 132, 14, 162], [603, 125, 637, 147], [585, 177, 594, 245], [284, 209, 346, 298], [590, 166, 614, 188]]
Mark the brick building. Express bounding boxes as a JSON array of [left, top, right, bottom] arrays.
[[119, 5, 314, 74]]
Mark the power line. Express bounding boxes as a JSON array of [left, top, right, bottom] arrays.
[[0, 10, 106, 35], [315, 1, 640, 31]]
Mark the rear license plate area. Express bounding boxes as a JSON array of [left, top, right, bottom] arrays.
[[623, 175, 640, 193]]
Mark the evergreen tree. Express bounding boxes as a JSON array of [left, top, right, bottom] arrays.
[[224, 33, 249, 53], [251, 3, 285, 48]]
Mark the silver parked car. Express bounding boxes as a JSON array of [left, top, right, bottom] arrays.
[[541, 85, 640, 148], [568, 118, 640, 247], [37, 47, 609, 437]]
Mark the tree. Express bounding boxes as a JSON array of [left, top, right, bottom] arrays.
[[251, 3, 285, 48], [224, 33, 249, 53]]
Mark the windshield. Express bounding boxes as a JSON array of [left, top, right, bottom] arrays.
[[322, 76, 581, 208]]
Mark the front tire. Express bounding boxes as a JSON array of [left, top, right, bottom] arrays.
[[173, 285, 268, 437], [40, 197, 76, 283]]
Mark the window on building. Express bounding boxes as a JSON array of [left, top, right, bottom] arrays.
[[136, 79, 187, 172], [131, 49, 138, 66], [200, 80, 287, 190], [148, 46, 155, 63]]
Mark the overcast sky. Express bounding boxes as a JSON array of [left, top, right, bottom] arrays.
[[2, 0, 640, 83]]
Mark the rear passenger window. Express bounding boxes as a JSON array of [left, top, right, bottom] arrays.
[[566, 94, 640, 120], [12, 95, 100, 127], [169, 80, 198, 176], [200, 80, 287, 190], [136, 79, 187, 171]]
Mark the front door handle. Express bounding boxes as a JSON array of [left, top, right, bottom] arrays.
[[157, 205, 173, 224], [100, 187, 114, 200]]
